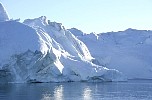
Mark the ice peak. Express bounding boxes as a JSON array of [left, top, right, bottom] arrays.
[[0, 3, 9, 21], [35, 16, 65, 31], [24, 16, 65, 31], [39, 16, 48, 25]]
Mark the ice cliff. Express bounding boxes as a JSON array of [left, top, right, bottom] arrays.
[[0, 3, 125, 83], [69, 28, 152, 79]]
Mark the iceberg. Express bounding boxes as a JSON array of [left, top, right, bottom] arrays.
[[0, 3, 126, 83]]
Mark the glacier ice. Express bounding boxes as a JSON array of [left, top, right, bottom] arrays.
[[70, 28, 152, 79], [0, 3, 126, 83], [0, 19, 126, 83]]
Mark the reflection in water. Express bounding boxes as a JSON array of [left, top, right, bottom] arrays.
[[1, 80, 152, 100], [54, 85, 63, 100], [41, 85, 63, 100], [41, 93, 51, 100], [83, 87, 92, 100]]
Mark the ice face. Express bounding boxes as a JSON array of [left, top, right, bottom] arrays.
[[71, 29, 152, 79], [0, 19, 126, 83]]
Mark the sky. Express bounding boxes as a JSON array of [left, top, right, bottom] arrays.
[[0, 0, 152, 33]]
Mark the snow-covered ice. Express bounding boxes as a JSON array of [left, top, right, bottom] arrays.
[[70, 28, 152, 79], [0, 3, 126, 83]]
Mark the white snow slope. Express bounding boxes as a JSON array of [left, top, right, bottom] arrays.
[[69, 28, 152, 79], [0, 3, 125, 83]]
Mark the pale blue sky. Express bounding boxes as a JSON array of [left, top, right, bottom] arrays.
[[1, 0, 152, 33]]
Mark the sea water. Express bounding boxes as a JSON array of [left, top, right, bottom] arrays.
[[0, 80, 152, 100]]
